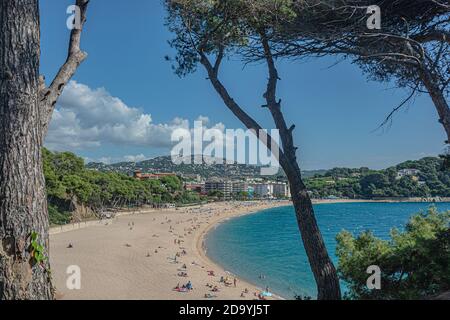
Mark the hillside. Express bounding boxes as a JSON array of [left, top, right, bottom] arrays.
[[86, 156, 449, 198], [44, 150, 201, 225], [306, 157, 450, 199], [87, 155, 264, 179], [87, 155, 328, 180]]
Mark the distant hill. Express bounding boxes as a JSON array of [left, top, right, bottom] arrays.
[[305, 157, 450, 199], [87, 155, 267, 179], [86, 156, 449, 198], [86, 155, 323, 180]]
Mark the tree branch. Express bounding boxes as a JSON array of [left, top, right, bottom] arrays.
[[260, 32, 300, 176], [412, 30, 450, 45], [198, 50, 287, 167], [375, 83, 420, 132], [40, 0, 90, 137]]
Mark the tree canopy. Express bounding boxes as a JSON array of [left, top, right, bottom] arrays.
[[43, 148, 199, 225], [268, 1, 450, 144], [305, 157, 450, 199], [337, 207, 450, 299]]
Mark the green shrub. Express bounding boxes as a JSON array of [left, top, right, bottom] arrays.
[[336, 207, 450, 300], [48, 205, 72, 226]]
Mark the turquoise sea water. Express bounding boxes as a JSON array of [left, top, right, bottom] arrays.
[[205, 202, 450, 299]]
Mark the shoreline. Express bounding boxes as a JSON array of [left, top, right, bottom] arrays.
[[197, 198, 450, 300], [49, 197, 449, 235], [50, 200, 290, 300], [194, 201, 291, 301], [49, 199, 449, 300]]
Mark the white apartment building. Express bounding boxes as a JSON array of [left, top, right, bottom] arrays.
[[253, 183, 274, 198], [251, 181, 290, 199], [272, 182, 290, 198], [205, 180, 233, 199], [396, 169, 421, 180]]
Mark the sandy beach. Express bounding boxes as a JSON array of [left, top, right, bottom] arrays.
[[50, 201, 290, 300], [50, 198, 448, 300]]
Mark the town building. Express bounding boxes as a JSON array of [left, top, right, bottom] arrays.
[[205, 180, 233, 199], [184, 182, 205, 194], [248, 181, 291, 199], [252, 183, 274, 199], [182, 173, 202, 182], [396, 169, 421, 180], [272, 182, 291, 198], [232, 181, 250, 194], [134, 170, 177, 181]]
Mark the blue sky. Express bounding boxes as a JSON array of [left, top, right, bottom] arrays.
[[40, 0, 447, 170]]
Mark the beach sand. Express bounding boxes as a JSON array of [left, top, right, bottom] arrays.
[[50, 198, 449, 300], [50, 201, 290, 300]]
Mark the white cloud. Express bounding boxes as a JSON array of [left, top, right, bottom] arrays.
[[98, 157, 113, 165], [123, 154, 148, 163], [45, 81, 222, 152], [45, 81, 281, 168]]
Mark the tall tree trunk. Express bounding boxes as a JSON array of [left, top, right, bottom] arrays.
[[0, 0, 54, 299], [419, 67, 450, 144], [199, 47, 341, 299], [265, 88, 341, 299], [261, 35, 341, 300], [286, 165, 342, 300]]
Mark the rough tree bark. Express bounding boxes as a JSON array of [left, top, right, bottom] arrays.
[[0, 0, 89, 300], [419, 67, 450, 144], [0, 0, 53, 300], [260, 34, 341, 300], [198, 39, 341, 299]]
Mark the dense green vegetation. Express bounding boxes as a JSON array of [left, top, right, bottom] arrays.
[[336, 207, 450, 300], [305, 157, 450, 199], [45, 150, 449, 226], [86, 155, 264, 179], [43, 149, 201, 225]]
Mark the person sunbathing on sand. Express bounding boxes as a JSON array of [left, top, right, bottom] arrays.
[[173, 284, 188, 293]]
